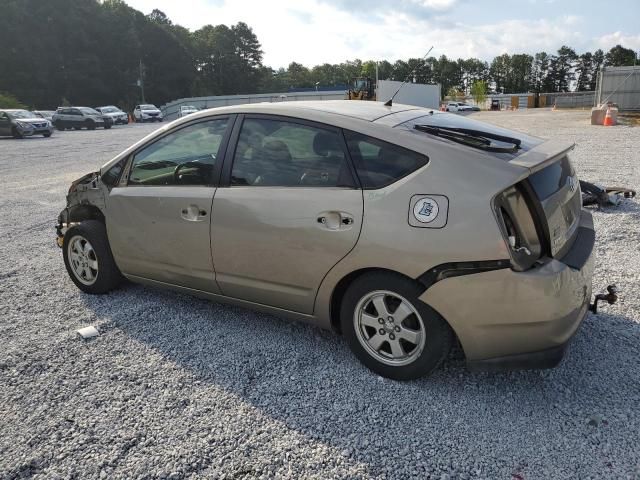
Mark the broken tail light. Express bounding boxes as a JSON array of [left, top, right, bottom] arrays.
[[494, 185, 544, 271]]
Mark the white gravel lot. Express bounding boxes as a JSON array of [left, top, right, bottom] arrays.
[[1, 110, 639, 479]]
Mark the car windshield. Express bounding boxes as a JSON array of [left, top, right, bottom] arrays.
[[9, 110, 35, 119], [141, 104, 157, 110], [100, 107, 119, 113], [79, 107, 100, 115]]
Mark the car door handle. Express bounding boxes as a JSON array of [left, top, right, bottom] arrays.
[[181, 205, 207, 222], [317, 212, 354, 230]]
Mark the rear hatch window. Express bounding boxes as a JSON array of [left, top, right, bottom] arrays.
[[526, 155, 582, 257], [528, 155, 574, 200], [400, 113, 543, 158]]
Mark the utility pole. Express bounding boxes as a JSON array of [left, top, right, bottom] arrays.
[[139, 59, 146, 104]]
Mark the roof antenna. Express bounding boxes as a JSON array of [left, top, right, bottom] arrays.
[[384, 46, 434, 107]]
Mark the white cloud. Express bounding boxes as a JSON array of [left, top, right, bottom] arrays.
[[595, 32, 640, 52], [417, 0, 458, 10], [123, 0, 637, 68]]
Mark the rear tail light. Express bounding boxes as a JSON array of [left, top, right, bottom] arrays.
[[494, 185, 544, 271]]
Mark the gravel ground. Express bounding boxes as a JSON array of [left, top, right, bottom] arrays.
[[1, 111, 639, 480]]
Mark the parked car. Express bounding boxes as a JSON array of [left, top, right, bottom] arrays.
[[133, 104, 163, 122], [52, 107, 113, 130], [178, 105, 199, 118], [0, 109, 54, 138], [56, 101, 595, 380], [96, 105, 128, 125], [33, 110, 56, 121], [460, 103, 481, 111], [490, 99, 501, 111], [445, 102, 473, 112]]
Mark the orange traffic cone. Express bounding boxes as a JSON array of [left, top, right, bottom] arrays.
[[603, 107, 615, 126]]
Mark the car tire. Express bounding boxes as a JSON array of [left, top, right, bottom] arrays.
[[43, 132, 52, 138], [62, 220, 123, 294], [86, 120, 96, 131], [11, 127, 24, 139], [104, 124, 111, 129], [340, 272, 452, 380]]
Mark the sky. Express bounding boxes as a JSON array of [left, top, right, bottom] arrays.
[[124, 0, 640, 68]]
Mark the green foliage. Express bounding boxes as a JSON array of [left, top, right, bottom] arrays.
[[605, 44, 637, 66], [0, 0, 637, 108], [0, 92, 25, 109], [447, 87, 462, 99], [470, 81, 487, 106]]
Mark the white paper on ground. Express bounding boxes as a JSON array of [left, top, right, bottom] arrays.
[[77, 326, 99, 339]]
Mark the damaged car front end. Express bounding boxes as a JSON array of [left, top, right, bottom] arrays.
[[56, 171, 106, 247]]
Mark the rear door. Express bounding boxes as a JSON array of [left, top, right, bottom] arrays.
[[211, 115, 363, 314], [106, 116, 234, 292]]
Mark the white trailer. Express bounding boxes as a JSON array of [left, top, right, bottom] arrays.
[[376, 80, 441, 109]]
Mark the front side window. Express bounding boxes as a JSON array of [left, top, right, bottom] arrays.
[[231, 118, 354, 187], [344, 131, 429, 189], [128, 118, 228, 186]]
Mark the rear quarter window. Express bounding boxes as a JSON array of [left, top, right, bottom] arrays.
[[344, 131, 428, 189]]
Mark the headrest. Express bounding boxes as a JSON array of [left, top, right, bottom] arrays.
[[313, 131, 341, 156]]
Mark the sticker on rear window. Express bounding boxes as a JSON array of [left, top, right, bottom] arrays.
[[408, 195, 449, 228]]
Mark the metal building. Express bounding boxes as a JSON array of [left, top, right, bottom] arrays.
[[595, 65, 640, 111]]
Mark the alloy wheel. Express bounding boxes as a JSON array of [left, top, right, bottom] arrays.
[[353, 290, 426, 366]]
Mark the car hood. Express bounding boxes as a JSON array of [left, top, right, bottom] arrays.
[[102, 111, 126, 117], [141, 109, 161, 114], [18, 117, 49, 123]]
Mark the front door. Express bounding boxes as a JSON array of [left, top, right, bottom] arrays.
[[211, 116, 363, 314], [106, 116, 232, 292]]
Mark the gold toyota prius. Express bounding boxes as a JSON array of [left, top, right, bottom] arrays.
[[57, 101, 597, 380]]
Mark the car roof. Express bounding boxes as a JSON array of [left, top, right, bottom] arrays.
[[189, 100, 433, 127]]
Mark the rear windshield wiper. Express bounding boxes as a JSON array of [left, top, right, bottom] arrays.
[[414, 125, 521, 153]]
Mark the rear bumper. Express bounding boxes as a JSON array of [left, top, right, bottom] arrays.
[[419, 209, 595, 369]]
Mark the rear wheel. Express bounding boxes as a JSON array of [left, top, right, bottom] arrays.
[[62, 221, 122, 294], [340, 272, 452, 380]]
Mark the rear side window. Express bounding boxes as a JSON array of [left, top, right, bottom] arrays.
[[344, 131, 428, 189], [231, 118, 354, 187]]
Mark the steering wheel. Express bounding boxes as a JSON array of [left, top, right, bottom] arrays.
[[174, 160, 206, 184]]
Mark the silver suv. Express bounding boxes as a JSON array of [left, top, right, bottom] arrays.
[[53, 107, 113, 131]]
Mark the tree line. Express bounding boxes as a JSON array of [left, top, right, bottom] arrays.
[[0, 0, 637, 110]]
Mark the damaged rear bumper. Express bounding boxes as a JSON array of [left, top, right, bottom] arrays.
[[419, 210, 595, 370]]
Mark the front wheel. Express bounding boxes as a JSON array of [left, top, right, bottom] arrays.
[[43, 132, 52, 137], [104, 124, 111, 129], [62, 221, 122, 294], [11, 127, 24, 139], [340, 272, 452, 380]]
